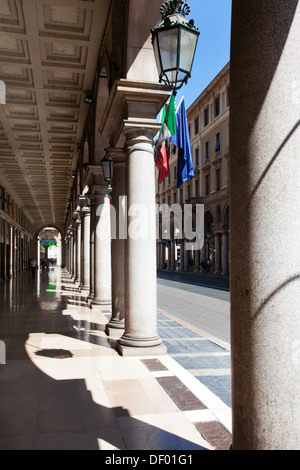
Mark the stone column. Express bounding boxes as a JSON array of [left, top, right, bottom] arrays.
[[180, 239, 184, 271], [194, 248, 200, 272], [74, 217, 81, 286], [72, 228, 77, 280], [201, 244, 206, 271], [37, 238, 41, 271], [71, 231, 75, 278], [87, 199, 95, 302], [221, 230, 229, 276], [98, 80, 169, 355], [230, 0, 300, 450], [184, 239, 189, 271], [106, 150, 126, 336], [80, 200, 91, 292], [167, 241, 171, 270], [171, 240, 176, 270], [160, 241, 165, 269], [90, 187, 112, 308], [117, 130, 166, 356], [214, 233, 221, 275]]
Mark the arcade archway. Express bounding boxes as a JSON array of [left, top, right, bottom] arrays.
[[37, 227, 62, 268]]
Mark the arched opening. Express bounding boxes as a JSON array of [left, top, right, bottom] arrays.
[[37, 227, 63, 269], [204, 211, 215, 270]]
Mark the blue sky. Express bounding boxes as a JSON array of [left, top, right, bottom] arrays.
[[175, 0, 232, 109]]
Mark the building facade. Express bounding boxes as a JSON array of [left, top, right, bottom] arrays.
[[156, 63, 230, 275], [0, 184, 37, 278]]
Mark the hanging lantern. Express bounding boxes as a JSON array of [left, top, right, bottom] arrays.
[[151, 1, 200, 91]]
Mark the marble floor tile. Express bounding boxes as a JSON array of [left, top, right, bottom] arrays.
[[95, 356, 152, 381], [104, 377, 180, 417]]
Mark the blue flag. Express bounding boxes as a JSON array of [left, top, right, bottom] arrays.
[[169, 97, 195, 188]]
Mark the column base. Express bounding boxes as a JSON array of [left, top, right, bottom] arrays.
[[105, 320, 125, 338], [106, 326, 124, 338], [117, 333, 167, 356], [73, 280, 81, 290], [85, 292, 94, 303], [90, 299, 112, 310], [117, 341, 167, 357], [80, 285, 90, 292]]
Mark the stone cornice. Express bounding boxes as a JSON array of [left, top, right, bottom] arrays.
[[99, 79, 171, 148]]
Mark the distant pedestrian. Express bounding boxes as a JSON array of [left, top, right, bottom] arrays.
[[30, 258, 37, 279], [206, 259, 211, 273]]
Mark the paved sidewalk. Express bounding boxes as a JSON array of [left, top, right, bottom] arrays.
[[157, 310, 231, 409]]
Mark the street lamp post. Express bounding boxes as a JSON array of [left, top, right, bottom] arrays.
[[151, 0, 200, 91]]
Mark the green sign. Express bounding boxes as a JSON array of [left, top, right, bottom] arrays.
[[40, 240, 57, 247]]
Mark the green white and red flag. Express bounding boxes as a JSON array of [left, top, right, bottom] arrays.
[[155, 93, 176, 184]]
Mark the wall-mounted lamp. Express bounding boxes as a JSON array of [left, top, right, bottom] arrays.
[[151, 1, 200, 91], [84, 94, 93, 104], [101, 148, 113, 186]]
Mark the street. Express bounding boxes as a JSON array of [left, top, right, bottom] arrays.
[[157, 271, 230, 346]]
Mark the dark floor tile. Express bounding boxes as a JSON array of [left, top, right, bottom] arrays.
[[141, 358, 168, 371], [156, 376, 207, 411], [195, 421, 232, 450]]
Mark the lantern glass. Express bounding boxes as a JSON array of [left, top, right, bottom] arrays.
[[158, 28, 179, 72], [101, 158, 113, 185], [179, 27, 198, 75], [152, 23, 199, 90]]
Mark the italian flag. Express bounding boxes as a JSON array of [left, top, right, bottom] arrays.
[[155, 93, 176, 184]]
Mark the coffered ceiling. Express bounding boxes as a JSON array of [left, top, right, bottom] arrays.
[[0, 0, 111, 229]]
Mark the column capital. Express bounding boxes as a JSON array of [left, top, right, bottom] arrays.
[[100, 79, 171, 148], [108, 147, 126, 164], [84, 164, 106, 188], [77, 194, 91, 211], [89, 185, 111, 199]]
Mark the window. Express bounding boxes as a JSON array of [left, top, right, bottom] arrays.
[[215, 132, 221, 152], [205, 140, 210, 159], [195, 180, 199, 197], [194, 117, 199, 135], [173, 166, 177, 182], [173, 191, 177, 204], [214, 95, 220, 117], [195, 147, 199, 166], [226, 86, 230, 107], [0, 185, 4, 211], [205, 174, 210, 195], [204, 107, 209, 127], [180, 188, 183, 205], [216, 168, 221, 191], [187, 184, 191, 200]]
